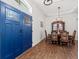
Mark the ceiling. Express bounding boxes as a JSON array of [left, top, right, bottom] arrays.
[[28, 0, 78, 16]]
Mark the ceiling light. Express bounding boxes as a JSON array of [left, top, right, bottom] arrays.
[[44, 0, 62, 6], [44, 0, 53, 6]]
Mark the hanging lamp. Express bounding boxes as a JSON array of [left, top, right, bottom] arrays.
[[56, 6, 64, 21]]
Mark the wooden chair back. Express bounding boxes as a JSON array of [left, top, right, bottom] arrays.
[[45, 30, 52, 44], [73, 30, 76, 40], [61, 31, 69, 42], [51, 31, 58, 41]]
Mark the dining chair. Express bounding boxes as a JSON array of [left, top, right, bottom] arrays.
[[72, 30, 76, 45], [51, 31, 58, 44], [45, 30, 52, 44], [60, 31, 70, 47], [69, 30, 76, 45]]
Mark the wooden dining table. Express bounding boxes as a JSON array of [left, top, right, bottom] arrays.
[[48, 33, 73, 46]]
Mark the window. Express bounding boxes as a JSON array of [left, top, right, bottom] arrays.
[[59, 23, 63, 30], [24, 16, 31, 24], [53, 24, 57, 30], [15, 0, 28, 10], [15, 0, 32, 14], [6, 8, 19, 21]]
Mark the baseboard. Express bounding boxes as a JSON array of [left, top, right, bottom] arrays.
[[32, 38, 45, 47]]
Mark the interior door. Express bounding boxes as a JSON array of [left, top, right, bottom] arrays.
[[4, 6, 23, 58], [4, 22, 15, 59], [12, 21, 23, 57], [0, 3, 8, 59], [22, 15, 32, 51]]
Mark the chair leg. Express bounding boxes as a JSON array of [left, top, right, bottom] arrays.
[[67, 42, 70, 48], [69, 40, 72, 47], [48, 40, 52, 44], [72, 40, 75, 45], [50, 41, 52, 44], [53, 41, 55, 44], [57, 41, 58, 44], [60, 41, 62, 45]]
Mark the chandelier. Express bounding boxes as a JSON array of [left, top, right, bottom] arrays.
[[58, 7, 60, 18], [56, 6, 64, 21]]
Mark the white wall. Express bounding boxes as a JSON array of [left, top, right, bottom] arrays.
[[32, 7, 46, 46], [1, 0, 31, 15], [45, 12, 78, 40], [27, 0, 46, 46], [32, 4, 46, 46]]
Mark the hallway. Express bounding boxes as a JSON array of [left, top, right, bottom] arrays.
[[0, 0, 78, 59], [17, 40, 78, 59]]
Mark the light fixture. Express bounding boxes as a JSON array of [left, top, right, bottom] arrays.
[[56, 6, 61, 20], [56, 6, 64, 21], [44, 0, 53, 6], [44, 0, 62, 6], [58, 7, 60, 18]]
